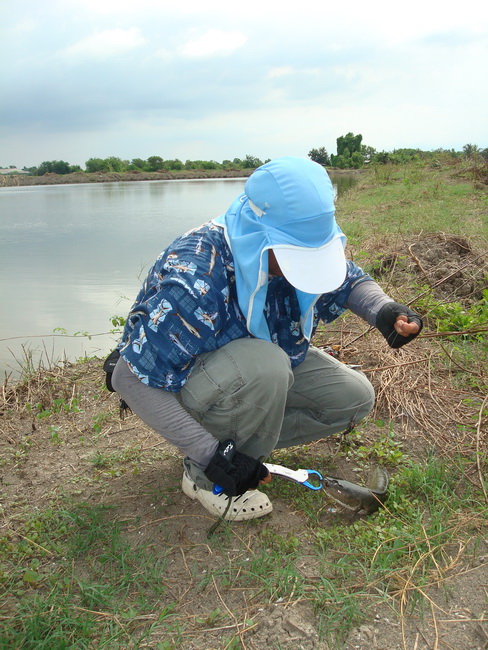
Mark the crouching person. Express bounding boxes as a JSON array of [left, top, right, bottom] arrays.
[[111, 157, 422, 521]]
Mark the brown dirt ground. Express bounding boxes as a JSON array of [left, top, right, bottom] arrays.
[[1, 235, 487, 649]]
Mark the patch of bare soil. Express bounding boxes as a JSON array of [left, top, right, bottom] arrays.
[[2, 357, 486, 649], [361, 232, 487, 305], [1, 234, 486, 649]]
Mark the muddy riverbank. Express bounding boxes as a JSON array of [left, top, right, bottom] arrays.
[[0, 169, 253, 187], [0, 167, 361, 188]]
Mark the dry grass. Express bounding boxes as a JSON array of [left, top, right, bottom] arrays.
[[1, 233, 487, 650]]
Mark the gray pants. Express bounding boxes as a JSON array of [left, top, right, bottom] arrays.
[[113, 338, 375, 488]]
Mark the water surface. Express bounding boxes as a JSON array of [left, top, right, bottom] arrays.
[[0, 174, 356, 377]]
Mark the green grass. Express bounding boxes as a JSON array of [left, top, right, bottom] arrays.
[[337, 163, 488, 243], [309, 453, 486, 643], [2, 406, 485, 649], [0, 450, 480, 650], [8, 451, 472, 647], [2, 161, 486, 648], [0, 504, 175, 649]]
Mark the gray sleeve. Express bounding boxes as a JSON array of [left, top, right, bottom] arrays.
[[155, 391, 219, 469], [112, 357, 218, 470], [346, 279, 393, 327]]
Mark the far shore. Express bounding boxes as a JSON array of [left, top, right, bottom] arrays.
[[0, 167, 361, 188]]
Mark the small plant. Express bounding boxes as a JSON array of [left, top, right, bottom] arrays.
[[110, 314, 127, 328], [92, 412, 112, 434], [56, 396, 81, 414], [90, 452, 112, 469], [49, 425, 61, 445], [89, 446, 143, 477], [195, 607, 224, 626], [346, 423, 405, 466], [33, 396, 82, 419], [11, 436, 33, 465], [419, 288, 488, 340]]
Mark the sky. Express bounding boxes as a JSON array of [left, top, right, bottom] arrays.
[[1, 0, 487, 169]]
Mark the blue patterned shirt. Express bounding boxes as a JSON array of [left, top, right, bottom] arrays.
[[119, 222, 371, 390]]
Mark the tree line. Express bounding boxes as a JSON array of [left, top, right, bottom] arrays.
[[6, 134, 487, 176], [19, 154, 267, 177], [308, 133, 488, 168]]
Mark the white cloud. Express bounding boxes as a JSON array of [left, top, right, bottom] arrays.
[[268, 67, 294, 78], [11, 18, 38, 34], [179, 29, 247, 58], [268, 66, 320, 80], [267, 66, 321, 79], [63, 28, 146, 59], [1, 0, 487, 168]]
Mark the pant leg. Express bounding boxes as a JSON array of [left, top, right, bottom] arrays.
[[178, 337, 294, 460], [276, 346, 375, 449], [112, 339, 373, 490]]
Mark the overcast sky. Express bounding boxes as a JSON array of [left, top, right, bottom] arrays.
[[1, 0, 487, 168]]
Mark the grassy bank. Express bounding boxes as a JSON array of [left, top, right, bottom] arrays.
[[1, 161, 487, 649], [0, 168, 254, 187], [337, 160, 488, 242], [0, 166, 361, 188]]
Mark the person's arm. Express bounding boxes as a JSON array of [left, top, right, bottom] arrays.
[[346, 279, 393, 326], [130, 379, 269, 495], [347, 280, 422, 348], [153, 389, 219, 469]]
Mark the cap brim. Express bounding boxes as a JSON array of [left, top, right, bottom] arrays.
[[272, 236, 347, 294]]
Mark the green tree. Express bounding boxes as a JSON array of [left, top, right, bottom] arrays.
[[164, 159, 183, 170], [372, 151, 391, 164], [103, 157, 127, 172], [200, 160, 220, 169], [308, 147, 330, 165], [129, 158, 147, 170], [242, 155, 263, 169], [331, 154, 348, 169], [350, 151, 364, 169], [462, 143, 480, 158], [146, 156, 164, 171], [37, 160, 73, 175], [337, 132, 363, 157], [85, 158, 109, 173], [360, 145, 376, 162]]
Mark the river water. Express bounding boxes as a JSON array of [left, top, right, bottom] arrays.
[[0, 174, 356, 378]]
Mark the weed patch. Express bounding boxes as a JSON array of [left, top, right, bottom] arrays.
[[1, 164, 486, 649], [0, 502, 174, 648]]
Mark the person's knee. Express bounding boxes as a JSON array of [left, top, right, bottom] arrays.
[[347, 370, 375, 421], [224, 338, 293, 394], [180, 338, 293, 417]]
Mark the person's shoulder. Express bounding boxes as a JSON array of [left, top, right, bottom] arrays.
[[166, 221, 226, 252], [155, 221, 233, 285]]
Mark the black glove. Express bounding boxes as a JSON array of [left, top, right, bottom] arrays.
[[204, 439, 269, 497], [376, 302, 423, 349]]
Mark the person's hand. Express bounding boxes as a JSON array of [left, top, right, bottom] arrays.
[[376, 302, 423, 349], [204, 439, 270, 496], [394, 314, 421, 337]]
